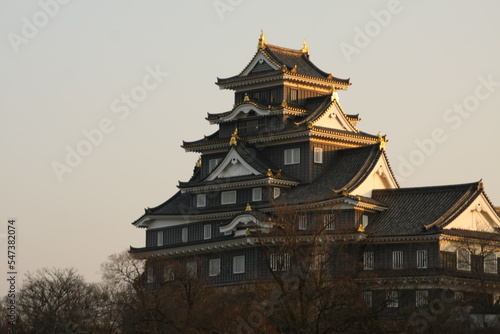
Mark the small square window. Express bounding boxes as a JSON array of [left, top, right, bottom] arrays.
[[362, 215, 369, 228], [204, 225, 212, 240], [314, 147, 323, 164], [181, 227, 188, 243], [197, 194, 206, 208], [164, 265, 175, 282], [157, 231, 164, 247], [209, 258, 221, 277], [233, 255, 245, 274], [284, 148, 300, 165], [484, 253, 497, 274], [221, 191, 237, 205], [273, 188, 281, 199], [457, 248, 471, 271], [252, 188, 262, 202]]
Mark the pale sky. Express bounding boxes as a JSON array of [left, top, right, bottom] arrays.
[[2, 0, 500, 293]]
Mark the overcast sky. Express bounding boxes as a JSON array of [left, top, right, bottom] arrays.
[[2, 0, 500, 293]]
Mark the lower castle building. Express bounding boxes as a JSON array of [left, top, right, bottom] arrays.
[[129, 33, 500, 323]]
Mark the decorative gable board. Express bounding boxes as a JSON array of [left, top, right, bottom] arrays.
[[312, 101, 359, 133], [206, 148, 261, 181], [351, 154, 399, 198], [444, 193, 500, 232], [240, 52, 280, 77], [217, 104, 271, 123]]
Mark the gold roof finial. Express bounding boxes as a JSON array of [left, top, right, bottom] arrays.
[[357, 224, 365, 233], [195, 156, 201, 167], [245, 203, 252, 211], [244, 93, 250, 102], [258, 30, 267, 50], [301, 39, 309, 54], [276, 169, 282, 177], [245, 228, 252, 236], [229, 128, 240, 146], [377, 132, 387, 151], [266, 169, 274, 177], [342, 188, 349, 196]]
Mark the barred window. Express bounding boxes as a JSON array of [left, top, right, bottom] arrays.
[[363, 291, 372, 307], [312, 253, 326, 271], [392, 251, 403, 269], [197, 194, 206, 208], [298, 215, 308, 230], [416, 290, 428, 307], [147, 267, 154, 284], [221, 191, 237, 205], [417, 250, 428, 269], [252, 188, 262, 202], [323, 214, 335, 230], [484, 253, 497, 274], [386, 291, 398, 308], [457, 248, 471, 271], [208, 158, 222, 173], [270, 253, 291, 272], [181, 227, 188, 243], [363, 252, 374, 270]]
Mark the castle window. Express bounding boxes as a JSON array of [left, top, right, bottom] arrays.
[[270, 253, 291, 272], [186, 261, 197, 278], [392, 251, 403, 269], [181, 227, 188, 243], [209, 158, 221, 173], [197, 194, 206, 208], [363, 291, 372, 307], [209, 259, 221, 277], [484, 253, 497, 274], [147, 268, 154, 284], [314, 147, 323, 164], [298, 215, 308, 230], [417, 250, 428, 269], [273, 188, 281, 199], [457, 248, 471, 271], [164, 265, 175, 282], [233, 255, 245, 274], [362, 215, 369, 228], [252, 188, 262, 202], [416, 290, 428, 307], [323, 214, 335, 230], [386, 291, 398, 308], [157, 231, 164, 247], [221, 191, 237, 205], [290, 89, 298, 102], [284, 148, 300, 165], [363, 252, 374, 270], [204, 225, 212, 240]]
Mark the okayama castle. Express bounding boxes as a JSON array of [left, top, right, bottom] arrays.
[[129, 32, 500, 313]]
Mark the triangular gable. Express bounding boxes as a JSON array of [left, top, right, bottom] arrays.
[[312, 99, 359, 133], [444, 192, 500, 232], [350, 153, 399, 198], [206, 148, 262, 181], [240, 52, 280, 77]]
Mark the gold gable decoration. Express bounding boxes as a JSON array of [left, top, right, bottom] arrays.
[[257, 30, 267, 50], [229, 128, 241, 146]]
